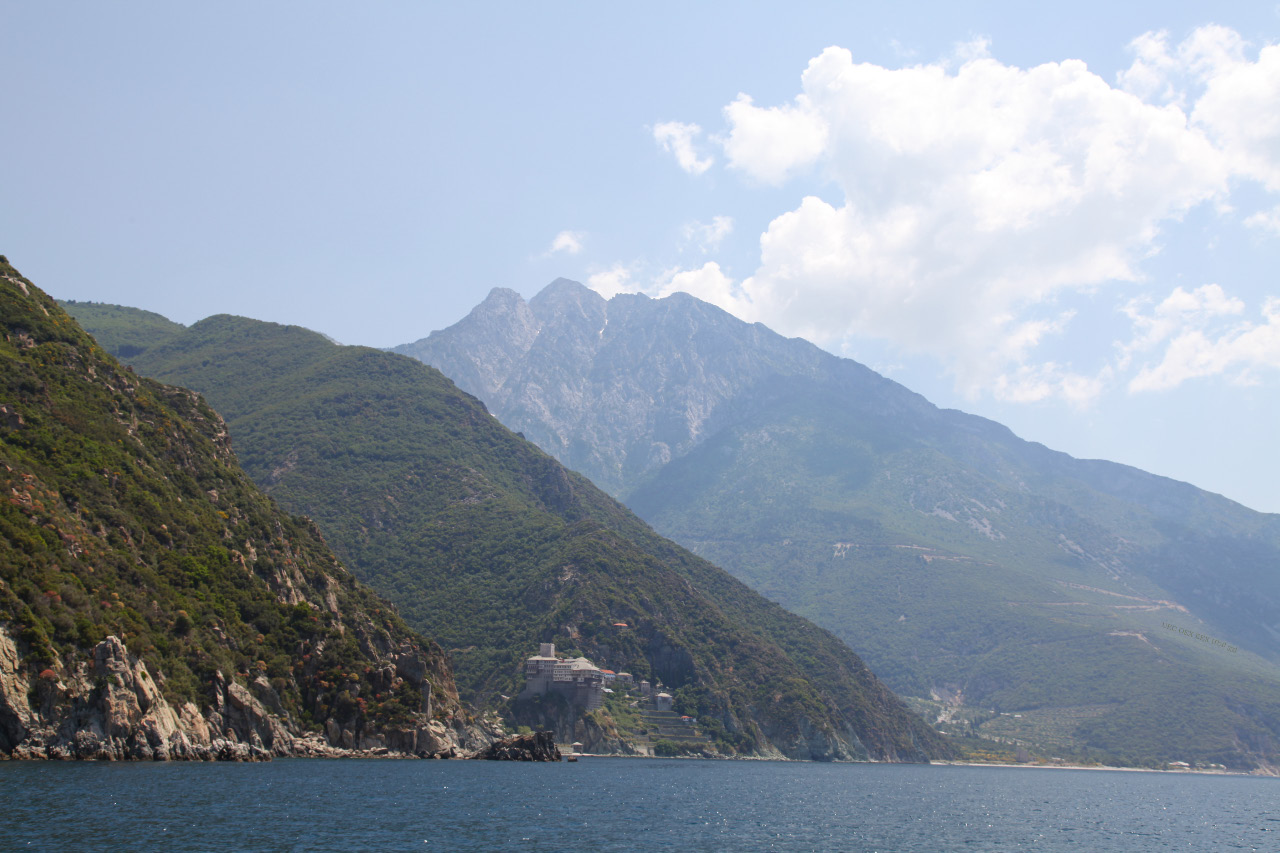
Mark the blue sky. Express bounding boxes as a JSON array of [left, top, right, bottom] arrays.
[[3, 2, 1278, 512]]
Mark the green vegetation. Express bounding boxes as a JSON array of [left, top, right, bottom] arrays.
[[3, 261, 460, 740], [64, 303, 951, 761], [625, 390, 1280, 768], [56, 301, 184, 360], [652, 739, 701, 757], [400, 280, 1280, 768]]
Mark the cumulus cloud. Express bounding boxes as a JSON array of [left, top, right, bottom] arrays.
[[728, 45, 1229, 385], [631, 27, 1279, 402], [1121, 26, 1280, 191], [1125, 286, 1280, 391], [548, 230, 585, 255], [1119, 283, 1244, 367], [653, 121, 714, 175], [681, 215, 734, 253], [722, 94, 828, 185]]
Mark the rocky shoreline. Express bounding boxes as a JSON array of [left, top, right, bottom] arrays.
[[0, 631, 505, 762]]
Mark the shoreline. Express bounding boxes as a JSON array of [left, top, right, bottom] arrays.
[[565, 751, 1274, 776], [931, 759, 1269, 777]]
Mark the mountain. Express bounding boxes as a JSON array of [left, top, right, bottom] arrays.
[[395, 278, 1280, 769], [63, 301, 950, 762], [1, 258, 488, 761], [394, 280, 842, 497]]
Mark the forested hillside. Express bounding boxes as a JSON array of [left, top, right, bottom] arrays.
[[1, 260, 477, 760]]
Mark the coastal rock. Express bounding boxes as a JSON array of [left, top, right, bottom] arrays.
[[0, 627, 37, 753], [0, 630, 494, 762], [510, 693, 639, 756], [473, 730, 560, 761]]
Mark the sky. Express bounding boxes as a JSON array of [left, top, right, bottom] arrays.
[[3, 2, 1278, 513]]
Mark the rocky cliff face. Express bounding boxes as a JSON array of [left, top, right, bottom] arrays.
[[0, 629, 491, 760], [473, 730, 560, 761], [394, 279, 847, 497]]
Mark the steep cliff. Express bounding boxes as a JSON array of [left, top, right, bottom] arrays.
[[0, 257, 492, 760]]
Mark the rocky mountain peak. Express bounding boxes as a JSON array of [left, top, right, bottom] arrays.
[[474, 286, 530, 317], [393, 286, 541, 398], [528, 278, 604, 315], [527, 279, 608, 340], [402, 280, 851, 495]]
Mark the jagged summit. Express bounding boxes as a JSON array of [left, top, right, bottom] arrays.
[[467, 286, 529, 321], [533, 277, 598, 302], [398, 287, 540, 398], [399, 279, 863, 496], [528, 279, 606, 331]]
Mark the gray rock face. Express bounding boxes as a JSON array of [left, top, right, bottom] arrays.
[[0, 626, 35, 753], [394, 279, 855, 497], [0, 628, 491, 762], [507, 693, 640, 757], [0, 631, 271, 761], [399, 286, 542, 401]]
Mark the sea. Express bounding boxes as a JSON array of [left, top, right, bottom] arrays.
[[1, 758, 1275, 852]]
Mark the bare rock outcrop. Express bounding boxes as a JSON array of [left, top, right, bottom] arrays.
[[473, 730, 560, 762], [0, 628, 492, 762]]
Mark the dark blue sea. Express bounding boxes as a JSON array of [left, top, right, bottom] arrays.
[[1, 758, 1275, 852]]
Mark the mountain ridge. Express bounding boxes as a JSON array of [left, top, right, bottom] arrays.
[[394, 278, 1280, 769]]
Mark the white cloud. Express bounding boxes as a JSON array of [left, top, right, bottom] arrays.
[[653, 262, 748, 311], [681, 215, 734, 253], [1126, 289, 1280, 391], [1245, 205, 1280, 236], [1119, 283, 1244, 367], [637, 28, 1280, 402], [722, 94, 828, 185], [1120, 26, 1280, 191], [653, 121, 714, 175], [548, 230, 585, 255], [994, 363, 1111, 407], [587, 263, 636, 300], [951, 36, 993, 66]]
